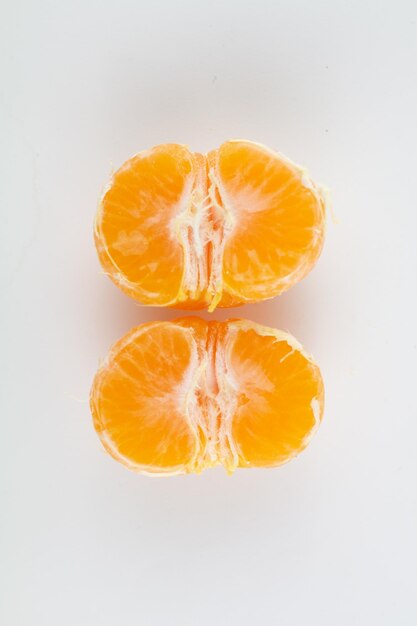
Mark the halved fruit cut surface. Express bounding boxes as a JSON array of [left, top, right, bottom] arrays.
[[91, 318, 324, 475], [95, 141, 326, 310]]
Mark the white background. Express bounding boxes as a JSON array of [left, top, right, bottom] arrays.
[[1, 1, 417, 624]]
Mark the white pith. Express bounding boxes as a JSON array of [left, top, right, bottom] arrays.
[[180, 323, 240, 474], [172, 160, 236, 312]]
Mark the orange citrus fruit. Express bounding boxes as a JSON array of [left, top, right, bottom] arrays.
[[95, 140, 326, 311], [90, 318, 324, 475]]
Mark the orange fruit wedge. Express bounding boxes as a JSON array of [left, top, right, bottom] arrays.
[[90, 318, 324, 475], [95, 140, 326, 311]]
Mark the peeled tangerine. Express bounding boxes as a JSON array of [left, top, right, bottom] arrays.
[[95, 140, 326, 311], [90, 318, 324, 475]]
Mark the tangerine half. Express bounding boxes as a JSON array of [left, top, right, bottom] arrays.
[[90, 318, 324, 475], [95, 140, 326, 311]]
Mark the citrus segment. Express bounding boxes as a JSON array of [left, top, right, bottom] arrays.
[[213, 141, 326, 302], [91, 322, 200, 474], [95, 144, 200, 306], [225, 321, 324, 467]]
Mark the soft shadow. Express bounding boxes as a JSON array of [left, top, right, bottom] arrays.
[[88, 451, 324, 555]]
